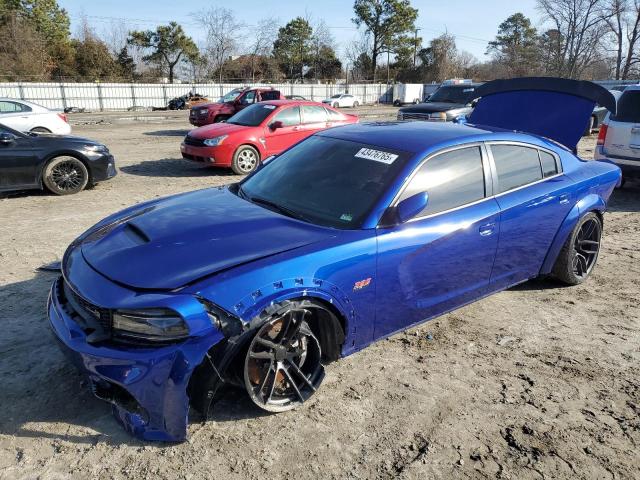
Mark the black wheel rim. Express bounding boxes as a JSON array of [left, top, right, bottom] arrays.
[[573, 218, 601, 278], [51, 160, 85, 191], [244, 308, 324, 412]]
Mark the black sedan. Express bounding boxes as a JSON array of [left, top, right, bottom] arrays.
[[0, 123, 116, 195]]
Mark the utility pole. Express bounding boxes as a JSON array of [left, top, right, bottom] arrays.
[[386, 48, 390, 85], [413, 28, 421, 68]]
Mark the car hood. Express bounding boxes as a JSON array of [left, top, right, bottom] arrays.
[[30, 133, 99, 144], [400, 102, 468, 113], [188, 122, 252, 139], [80, 187, 336, 290], [197, 102, 231, 111], [468, 77, 617, 151]]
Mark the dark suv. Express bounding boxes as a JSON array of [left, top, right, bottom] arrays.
[[397, 83, 482, 122]]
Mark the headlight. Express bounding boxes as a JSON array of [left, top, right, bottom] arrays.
[[429, 112, 447, 121], [199, 108, 208, 114], [203, 135, 228, 147], [85, 144, 108, 153], [112, 308, 189, 342]]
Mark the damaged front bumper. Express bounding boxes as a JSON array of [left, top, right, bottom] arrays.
[[47, 276, 226, 442]]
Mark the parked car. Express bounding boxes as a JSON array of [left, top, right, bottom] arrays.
[[0, 98, 71, 135], [595, 84, 640, 185], [285, 95, 307, 101], [181, 100, 358, 174], [397, 83, 482, 122], [168, 92, 209, 110], [322, 93, 360, 108], [189, 87, 282, 126], [0, 123, 116, 195], [48, 77, 619, 442], [585, 90, 622, 136]]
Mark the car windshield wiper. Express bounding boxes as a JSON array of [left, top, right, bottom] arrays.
[[248, 195, 310, 222]]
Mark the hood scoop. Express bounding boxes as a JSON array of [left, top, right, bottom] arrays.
[[81, 188, 335, 290]]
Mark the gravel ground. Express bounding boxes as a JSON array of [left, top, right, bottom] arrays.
[[0, 108, 638, 479]]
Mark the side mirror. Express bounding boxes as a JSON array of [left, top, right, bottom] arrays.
[[269, 120, 284, 131], [0, 132, 16, 145], [397, 192, 428, 223]]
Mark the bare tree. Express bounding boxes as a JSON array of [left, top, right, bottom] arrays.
[[344, 32, 373, 81], [537, 0, 609, 78], [194, 7, 244, 82], [247, 18, 279, 82], [603, 0, 628, 79], [621, 0, 640, 78]]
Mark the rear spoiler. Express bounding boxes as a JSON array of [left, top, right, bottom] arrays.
[[468, 77, 617, 151]]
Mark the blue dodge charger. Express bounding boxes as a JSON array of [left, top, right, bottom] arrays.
[[48, 78, 621, 441]]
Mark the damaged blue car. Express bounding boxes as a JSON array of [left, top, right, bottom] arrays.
[[48, 78, 620, 441]]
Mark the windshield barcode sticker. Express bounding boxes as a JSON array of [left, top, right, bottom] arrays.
[[355, 148, 398, 164]]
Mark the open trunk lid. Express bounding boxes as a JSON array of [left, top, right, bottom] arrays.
[[468, 77, 617, 151]]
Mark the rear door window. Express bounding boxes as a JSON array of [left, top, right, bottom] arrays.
[[302, 105, 328, 123], [491, 145, 543, 193], [612, 90, 640, 123], [399, 146, 486, 217], [0, 101, 28, 113]]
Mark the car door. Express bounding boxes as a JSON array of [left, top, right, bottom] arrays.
[[0, 127, 41, 190], [0, 100, 33, 132], [375, 144, 500, 339], [300, 105, 330, 135], [486, 143, 574, 290], [264, 106, 303, 155]]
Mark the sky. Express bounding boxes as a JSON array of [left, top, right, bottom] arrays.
[[57, 0, 542, 62]]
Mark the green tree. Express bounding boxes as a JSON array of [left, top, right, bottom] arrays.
[[0, 11, 50, 80], [71, 34, 119, 81], [128, 22, 199, 83], [352, 0, 419, 80], [487, 13, 540, 76], [116, 46, 136, 80], [272, 17, 313, 81], [307, 45, 342, 80]]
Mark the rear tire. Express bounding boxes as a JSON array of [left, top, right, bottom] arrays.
[[353, 101, 359, 107], [551, 212, 602, 285], [231, 145, 260, 175], [43, 156, 89, 195]]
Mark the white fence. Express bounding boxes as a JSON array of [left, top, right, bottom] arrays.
[[0, 80, 636, 112], [0, 82, 394, 111]]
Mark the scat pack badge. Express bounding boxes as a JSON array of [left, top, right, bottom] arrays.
[[353, 277, 372, 291]]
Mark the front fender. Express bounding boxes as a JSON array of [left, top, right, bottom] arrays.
[[540, 193, 606, 275]]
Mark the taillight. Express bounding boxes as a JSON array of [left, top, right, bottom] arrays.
[[597, 124, 608, 146], [57, 113, 68, 123]]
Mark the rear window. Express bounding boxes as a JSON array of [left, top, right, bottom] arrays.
[[612, 90, 640, 122]]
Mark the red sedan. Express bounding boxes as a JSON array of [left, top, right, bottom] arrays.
[[180, 100, 358, 174]]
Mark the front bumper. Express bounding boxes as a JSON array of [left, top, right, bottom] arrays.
[[180, 143, 234, 167], [48, 273, 225, 442], [89, 153, 117, 182]]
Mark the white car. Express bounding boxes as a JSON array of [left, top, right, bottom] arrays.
[[322, 94, 360, 108], [595, 85, 640, 186], [0, 98, 71, 135]]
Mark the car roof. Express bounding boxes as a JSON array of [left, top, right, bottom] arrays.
[[263, 100, 333, 107], [317, 121, 500, 153]]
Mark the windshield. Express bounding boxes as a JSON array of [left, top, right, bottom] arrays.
[[239, 136, 411, 229], [218, 88, 243, 103], [227, 103, 277, 126], [428, 86, 477, 104]]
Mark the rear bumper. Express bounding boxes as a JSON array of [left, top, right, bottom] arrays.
[[48, 273, 225, 442], [595, 146, 640, 177], [180, 143, 234, 167]]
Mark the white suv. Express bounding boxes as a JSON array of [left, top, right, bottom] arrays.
[[0, 98, 71, 135], [595, 85, 640, 186]]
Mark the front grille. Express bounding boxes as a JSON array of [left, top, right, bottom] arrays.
[[398, 112, 434, 121], [62, 280, 112, 334], [184, 135, 205, 147]]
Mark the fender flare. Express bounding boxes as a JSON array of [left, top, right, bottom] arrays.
[[539, 193, 606, 275]]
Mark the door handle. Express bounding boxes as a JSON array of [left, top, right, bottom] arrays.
[[559, 193, 570, 204], [479, 223, 496, 236]]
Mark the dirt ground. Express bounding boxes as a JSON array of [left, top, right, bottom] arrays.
[[0, 107, 638, 479]]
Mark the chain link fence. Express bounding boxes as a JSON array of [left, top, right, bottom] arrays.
[[0, 82, 395, 111]]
